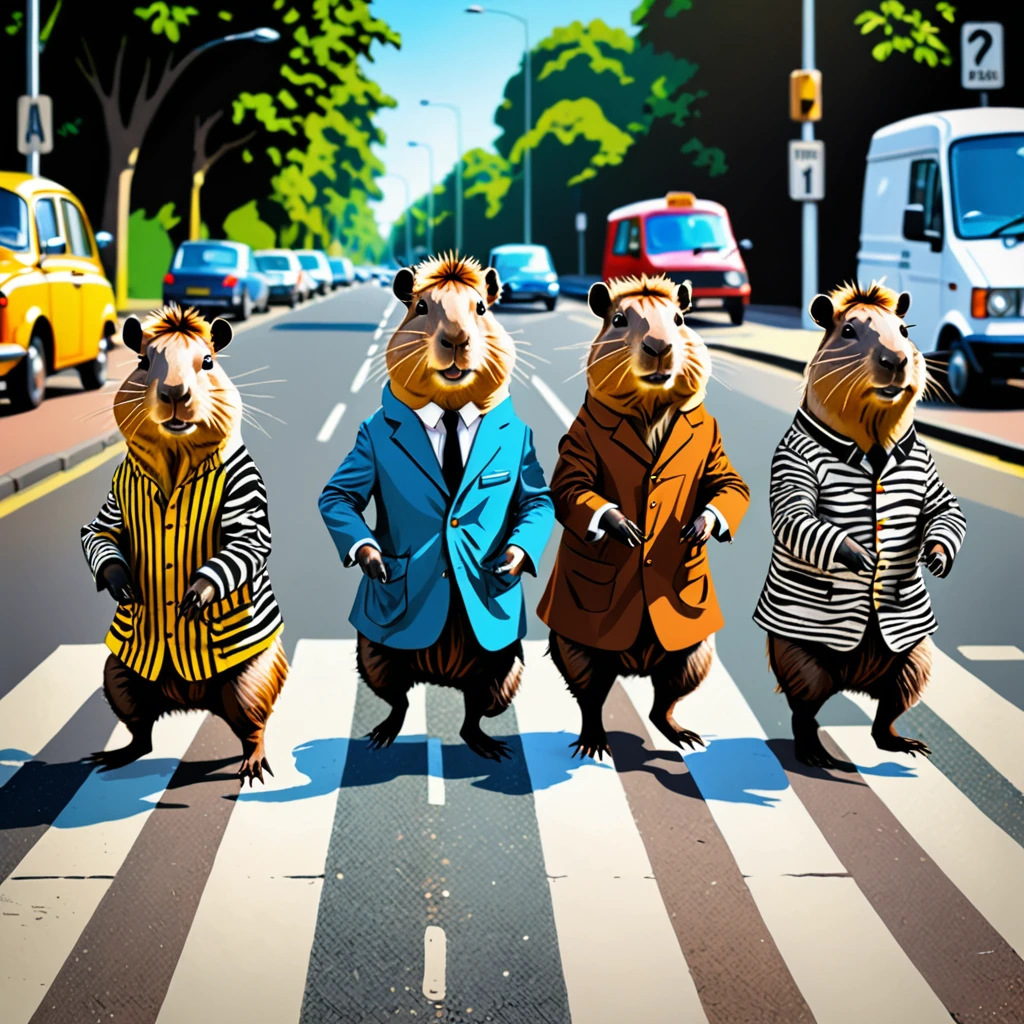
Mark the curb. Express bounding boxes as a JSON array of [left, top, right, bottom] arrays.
[[0, 428, 123, 498], [707, 341, 1024, 468]]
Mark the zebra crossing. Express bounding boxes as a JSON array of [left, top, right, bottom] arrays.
[[1, 637, 1022, 1023]]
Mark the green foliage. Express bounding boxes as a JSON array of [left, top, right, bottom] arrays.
[[631, 0, 692, 24], [462, 148, 513, 219], [218, 9, 233, 21], [57, 117, 84, 138], [128, 203, 179, 299], [4, 10, 23, 35], [223, 200, 276, 249], [537, 21, 635, 84], [854, 2, 954, 67], [133, 3, 200, 44]]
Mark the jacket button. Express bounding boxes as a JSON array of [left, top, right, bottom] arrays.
[[166, 562, 173, 569], [876, 484, 885, 494], [165, 523, 173, 531], [451, 518, 459, 528], [650, 500, 657, 508], [651, 474, 658, 483], [441, 570, 447, 578], [645, 557, 653, 565]]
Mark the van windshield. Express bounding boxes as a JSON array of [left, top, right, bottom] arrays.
[[645, 213, 729, 255], [949, 133, 1024, 239], [0, 188, 30, 251]]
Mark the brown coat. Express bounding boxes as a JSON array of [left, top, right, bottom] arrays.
[[537, 394, 750, 651]]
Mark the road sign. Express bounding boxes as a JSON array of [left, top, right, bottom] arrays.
[[789, 69, 822, 122], [961, 22, 1003, 90], [789, 140, 824, 202], [17, 95, 53, 155], [575, 212, 587, 232]]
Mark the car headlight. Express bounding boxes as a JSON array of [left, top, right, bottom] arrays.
[[724, 270, 744, 287], [544, 272, 557, 282], [987, 288, 1017, 317], [547, 281, 559, 291]]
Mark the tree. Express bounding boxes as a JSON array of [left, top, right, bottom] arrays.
[[854, 1, 956, 67]]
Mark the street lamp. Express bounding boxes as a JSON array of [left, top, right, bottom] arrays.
[[381, 172, 414, 266], [466, 5, 531, 244], [408, 140, 435, 255], [420, 99, 463, 254]]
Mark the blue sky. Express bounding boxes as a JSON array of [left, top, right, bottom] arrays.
[[367, 0, 639, 237]]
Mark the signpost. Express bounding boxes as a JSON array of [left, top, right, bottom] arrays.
[[17, 95, 53, 157], [575, 211, 587, 276], [788, 140, 824, 202], [961, 22, 1003, 106]]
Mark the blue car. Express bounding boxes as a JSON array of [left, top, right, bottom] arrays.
[[163, 241, 270, 321], [488, 244, 560, 310]]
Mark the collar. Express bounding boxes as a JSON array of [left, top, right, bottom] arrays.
[[414, 401, 482, 430], [794, 406, 916, 466]]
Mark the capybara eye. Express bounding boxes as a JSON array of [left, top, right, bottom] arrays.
[[612, 311, 628, 328], [674, 313, 683, 326], [138, 354, 150, 371], [899, 324, 909, 337], [202, 354, 214, 371], [841, 323, 857, 338], [416, 298, 428, 316], [476, 300, 486, 316]]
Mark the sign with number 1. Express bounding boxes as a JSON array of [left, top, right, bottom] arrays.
[[788, 140, 824, 201]]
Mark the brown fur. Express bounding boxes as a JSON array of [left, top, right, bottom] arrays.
[[804, 279, 928, 453], [100, 304, 286, 784]]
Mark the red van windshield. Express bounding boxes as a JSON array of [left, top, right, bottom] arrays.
[[645, 212, 729, 255]]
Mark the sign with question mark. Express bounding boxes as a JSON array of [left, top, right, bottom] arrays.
[[961, 22, 1003, 90]]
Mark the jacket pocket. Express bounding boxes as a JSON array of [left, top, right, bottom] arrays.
[[559, 545, 617, 614], [774, 565, 834, 601], [673, 547, 708, 602], [480, 469, 512, 488], [363, 553, 409, 627]]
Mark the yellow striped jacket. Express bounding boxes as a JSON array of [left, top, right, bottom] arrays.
[[81, 444, 283, 682]]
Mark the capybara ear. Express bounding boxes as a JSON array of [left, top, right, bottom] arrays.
[[393, 267, 415, 306], [210, 318, 233, 352], [895, 291, 911, 318], [588, 282, 612, 319], [121, 316, 143, 353], [809, 293, 834, 329], [484, 267, 502, 306], [677, 279, 693, 313]]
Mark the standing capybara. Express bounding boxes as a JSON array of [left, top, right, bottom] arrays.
[[319, 254, 554, 760], [81, 305, 287, 785], [538, 273, 750, 758], [754, 281, 967, 768]]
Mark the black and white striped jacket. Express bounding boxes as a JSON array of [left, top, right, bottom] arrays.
[[82, 443, 283, 682], [753, 408, 966, 652]]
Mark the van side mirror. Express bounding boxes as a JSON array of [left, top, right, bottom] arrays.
[[95, 231, 113, 250], [903, 205, 942, 252], [42, 236, 66, 256], [739, 238, 753, 251]]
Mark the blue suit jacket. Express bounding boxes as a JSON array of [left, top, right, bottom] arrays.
[[319, 385, 555, 651]]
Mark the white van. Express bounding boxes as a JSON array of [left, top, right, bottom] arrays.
[[857, 108, 1024, 402]]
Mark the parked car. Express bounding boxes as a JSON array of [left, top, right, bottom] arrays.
[[328, 256, 355, 288], [602, 191, 752, 324], [296, 249, 333, 295], [353, 265, 373, 282], [0, 172, 117, 412], [857, 107, 1024, 403], [489, 244, 560, 310], [163, 240, 269, 320], [255, 249, 305, 307]]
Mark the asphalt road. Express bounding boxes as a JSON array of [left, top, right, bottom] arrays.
[[1, 284, 1023, 1024]]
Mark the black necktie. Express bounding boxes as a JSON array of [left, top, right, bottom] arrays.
[[865, 444, 888, 480], [442, 409, 463, 497]]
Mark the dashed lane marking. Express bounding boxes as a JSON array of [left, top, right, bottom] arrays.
[[531, 374, 574, 429], [350, 358, 374, 394], [316, 403, 347, 444], [422, 925, 447, 1001], [958, 645, 1024, 661]]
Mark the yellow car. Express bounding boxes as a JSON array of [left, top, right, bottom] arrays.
[[0, 172, 117, 412]]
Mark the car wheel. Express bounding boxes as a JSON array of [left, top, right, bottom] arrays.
[[78, 335, 109, 391], [946, 340, 983, 405], [288, 290, 297, 308], [237, 290, 252, 321], [727, 299, 745, 326], [545, 297, 558, 311], [6, 333, 47, 412]]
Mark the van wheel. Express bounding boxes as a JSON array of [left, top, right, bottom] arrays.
[[727, 299, 745, 325], [6, 334, 47, 412], [78, 335, 109, 391], [946, 341, 983, 405]]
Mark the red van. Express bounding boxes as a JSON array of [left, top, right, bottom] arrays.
[[602, 192, 752, 324]]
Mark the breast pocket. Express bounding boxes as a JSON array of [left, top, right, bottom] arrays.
[[363, 553, 410, 627], [480, 470, 512, 488]]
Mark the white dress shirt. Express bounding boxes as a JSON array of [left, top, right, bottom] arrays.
[[347, 402, 483, 563]]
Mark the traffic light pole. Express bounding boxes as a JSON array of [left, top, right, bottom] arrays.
[[801, 0, 817, 331], [25, 0, 40, 176]]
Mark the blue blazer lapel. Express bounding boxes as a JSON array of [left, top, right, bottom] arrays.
[[382, 386, 448, 496], [457, 396, 512, 506]]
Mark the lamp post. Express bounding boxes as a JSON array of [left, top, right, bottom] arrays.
[[466, 5, 531, 244], [381, 172, 414, 265], [25, 0, 39, 176], [420, 99, 464, 254], [409, 140, 435, 256], [800, 0, 817, 331]]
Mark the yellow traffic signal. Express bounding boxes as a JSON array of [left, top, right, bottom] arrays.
[[789, 69, 822, 122]]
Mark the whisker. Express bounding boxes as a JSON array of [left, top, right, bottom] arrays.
[[812, 358, 862, 385], [823, 363, 865, 406], [242, 402, 287, 426], [230, 364, 272, 379]]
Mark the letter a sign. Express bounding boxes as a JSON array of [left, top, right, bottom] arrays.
[[17, 95, 53, 155]]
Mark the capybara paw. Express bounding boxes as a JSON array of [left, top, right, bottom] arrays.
[[460, 724, 511, 762], [651, 716, 705, 752], [366, 715, 404, 750], [238, 750, 273, 786], [872, 732, 931, 758], [568, 728, 611, 761], [86, 741, 152, 772], [794, 735, 839, 769]]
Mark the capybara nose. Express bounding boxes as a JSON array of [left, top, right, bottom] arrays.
[[641, 336, 669, 358], [159, 383, 191, 405], [877, 348, 908, 374], [439, 333, 469, 351]]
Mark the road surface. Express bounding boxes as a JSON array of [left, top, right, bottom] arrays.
[[1, 284, 1022, 1024]]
